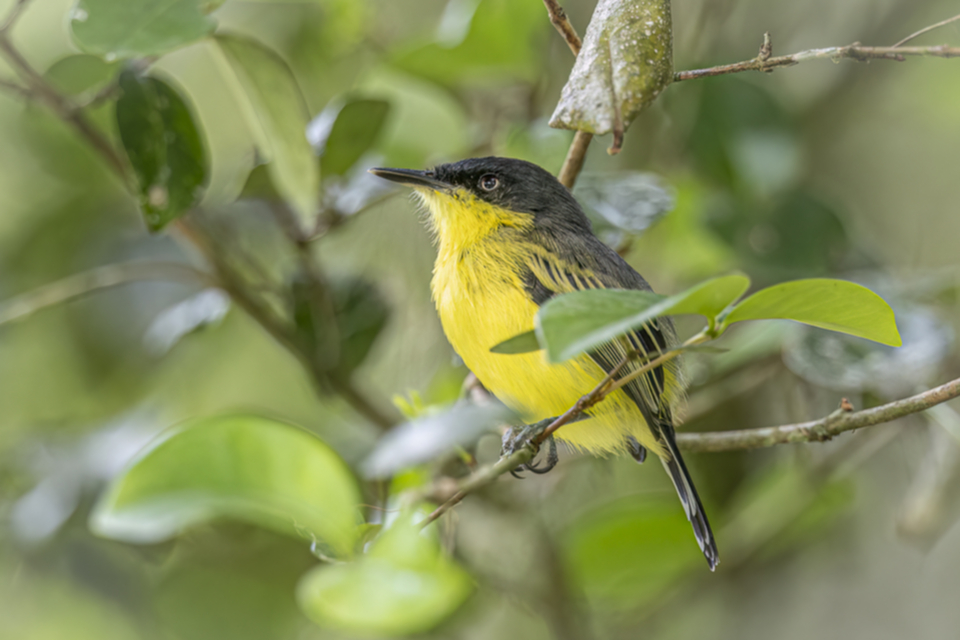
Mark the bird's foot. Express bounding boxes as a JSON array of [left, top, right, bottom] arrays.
[[502, 417, 559, 478]]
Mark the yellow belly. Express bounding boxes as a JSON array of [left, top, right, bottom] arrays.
[[432, 249, 663, 457]]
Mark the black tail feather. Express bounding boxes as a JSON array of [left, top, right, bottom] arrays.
[[658, 429, 719, 571]]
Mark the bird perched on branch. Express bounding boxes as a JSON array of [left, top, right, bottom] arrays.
[[371, 157, 718, 570]]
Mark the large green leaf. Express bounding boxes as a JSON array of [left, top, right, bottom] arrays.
[[297, 516, 473, 636], [90, 414, 362, 557], [216, 35, 319, 223], [536, 275, 750, 363], [724, 278, 902, 346], [315, 99, 390, 177], [71, 0, 216, 59], [115, 70, 207, 231]]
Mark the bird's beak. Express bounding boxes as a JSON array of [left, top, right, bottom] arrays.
[[368, 167, 453, 191]]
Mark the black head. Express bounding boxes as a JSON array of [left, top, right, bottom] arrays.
[[370, 157, 592, 233]]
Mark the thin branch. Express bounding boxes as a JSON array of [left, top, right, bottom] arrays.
[[0, 37, 130, 181], [893, 12, 960, 47], [0, 262, 211, 328], [542, 0, 582, 55], [542, 0, 593, 190], [421, 368, 960, 525], [0, 76, 28, 99], [557, 131, 593, 189], [676, 376, 960, 453], [0, 0, 29, 34], [675, 36, 960, 82]]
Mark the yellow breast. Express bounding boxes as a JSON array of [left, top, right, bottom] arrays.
[[430, 237, 663, 457]]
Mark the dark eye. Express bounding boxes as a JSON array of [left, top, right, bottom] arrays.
[[479, 174, 499, 191]]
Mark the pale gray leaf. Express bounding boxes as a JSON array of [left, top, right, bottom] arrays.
[[362, 402, 515, 478], [574, 171, 674, 233], [549, 0, 672, 151]]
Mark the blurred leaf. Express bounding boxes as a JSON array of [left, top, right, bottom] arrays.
[[536, 275, 750, 363], [116, 70, 208, 231], [331, 277, 390, 378], [297, 515, 474, 636], [725, 279, 902, 347], [216, 35, 319, 224], [70, 0, 216, 59], [574, 171, 675, 234], [291, 275, 390, 378], [549, 0, 672, 150], [707, 191, 850, 280], [722, 464, 853, 564], [562, 500, 699, 609], [688, 78, 793, 187], [489, 329, 539, 354], [782, 302, 950, 396], [309, 98, 391, 177], [90, 414, 362, 557], [362, 401, 515, 478], [143, 288, 230, 355], [44, 54, 119, 96], [391, 0, 545, 86]]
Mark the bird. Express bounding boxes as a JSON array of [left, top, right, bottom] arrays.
[[371, 157, 718, 570]]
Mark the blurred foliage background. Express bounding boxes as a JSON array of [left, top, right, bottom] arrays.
[[2, 0, 960, 638]]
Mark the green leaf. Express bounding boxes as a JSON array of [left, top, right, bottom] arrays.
[[490, 329, 540, 354], [216, 35, 319, 223], [297, 516, 473, 636], [724, 278, 902, 347], [90, 414, 362, 557], [44, 54, 119, 97], [537, 275, 750, 363], [70, 0, 216, 59], [116, 70, 207, 231], [315, 99, 390, 177]]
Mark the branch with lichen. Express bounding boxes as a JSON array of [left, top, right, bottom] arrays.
[[421, 374, 960, 525]]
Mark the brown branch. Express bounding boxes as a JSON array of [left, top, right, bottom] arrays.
[[542, 0, 582, 55], [0, 0, 29, 34], [421, 368, 960, 525], [893, 12, 960, 47], [676, 376, 960, 453], [542, 0, 593, 190], [675, 35, 960, 82]]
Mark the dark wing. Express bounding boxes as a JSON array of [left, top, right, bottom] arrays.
[[519, 236, 719, 570], [520, 241, 679, 436]]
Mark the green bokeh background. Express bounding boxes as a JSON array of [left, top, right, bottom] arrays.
[[2, 0, 960, 638]]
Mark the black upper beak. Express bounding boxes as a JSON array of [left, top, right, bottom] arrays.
[[368, 167, 453, 191]]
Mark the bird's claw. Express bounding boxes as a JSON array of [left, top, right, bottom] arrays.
[[501, 417, 559, 478]]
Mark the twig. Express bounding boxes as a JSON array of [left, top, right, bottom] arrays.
[[541, 0, 582, 55], [893, 12, 960, 47], [676, 376, 960, 452], [0, 76, 28, 99], [0, 262, 211, 328], [422, 367, 960, 524], [0, 38, 130, 182], [675, 36, 960, 82], [0, 0, 29, 34], [541, 0, 593, 190], [558, 131, 594, 189]]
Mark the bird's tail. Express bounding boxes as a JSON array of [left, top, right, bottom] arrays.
[[658, 428, 719, 571]]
